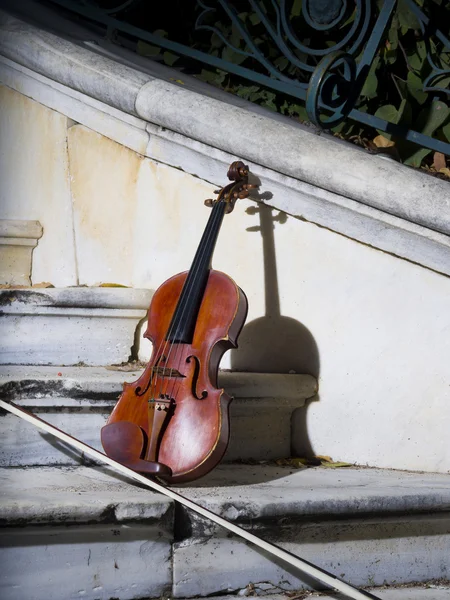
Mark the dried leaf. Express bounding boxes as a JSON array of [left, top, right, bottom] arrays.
[[315, 455, 333, 462], [439, 168, 450, 178], [99, 283, 129, 288], [433, 152, 447, 171], [321, 461, 353, 468], [32, 282, 54, 288], [373, 135, 395, 148], [275, 457, 309, 468]]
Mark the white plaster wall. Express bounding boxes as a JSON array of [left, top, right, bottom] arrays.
[[2, 94, 449, 473], [0, 86, 77, 285]]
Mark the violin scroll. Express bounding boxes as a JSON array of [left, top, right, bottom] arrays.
[[227, 160, 248, 181], [204, 160, 258, 213]]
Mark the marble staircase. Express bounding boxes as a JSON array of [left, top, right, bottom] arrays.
[[0, 290, 449, 600]]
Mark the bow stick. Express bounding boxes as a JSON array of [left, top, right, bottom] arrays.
[[0, 400, 380, 600]]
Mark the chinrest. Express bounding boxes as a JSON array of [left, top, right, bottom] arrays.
[[101, 421, 172, 478]]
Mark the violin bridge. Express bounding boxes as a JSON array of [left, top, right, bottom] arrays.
[[150, 366, 185, 378]]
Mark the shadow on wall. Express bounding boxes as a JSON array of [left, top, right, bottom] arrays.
[[230, 198, 320, 458]]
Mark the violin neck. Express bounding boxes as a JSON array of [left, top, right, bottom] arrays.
[[167, 200, 227, 343]]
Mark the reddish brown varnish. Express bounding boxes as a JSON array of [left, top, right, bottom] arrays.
[[101, 161, 252, 484]]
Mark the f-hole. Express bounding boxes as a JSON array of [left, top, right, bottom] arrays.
[[186, 355, 208, 400], [135, 355, 167, 397]]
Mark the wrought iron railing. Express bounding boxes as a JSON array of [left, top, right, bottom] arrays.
[[45, 0, 450, 157]]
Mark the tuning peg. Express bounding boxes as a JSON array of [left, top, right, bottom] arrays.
[[204, 199, 214, 208]]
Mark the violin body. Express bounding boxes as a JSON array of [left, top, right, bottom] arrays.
[[101, 161, 254, 484], [102, 270, 247, 483]]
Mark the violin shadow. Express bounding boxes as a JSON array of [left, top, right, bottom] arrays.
[[226, 198, 320, 484]]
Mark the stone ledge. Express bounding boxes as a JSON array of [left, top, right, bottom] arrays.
[[175, 464, 450, 520], [0, 287, 153, 309], [0, 219, 43, 239], [0, 365, 317, 402], [0, 465, 172, 526], [0, 288, 153, 365], [0, 366, 317, 466]]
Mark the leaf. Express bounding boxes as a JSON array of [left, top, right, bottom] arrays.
[[210, 32, 223, 49], [373, 135, 395, 148], [375, 104, 398, 124], [315, 455, 333, 462], [261, 91, 277, 111], [404, 101, 450, 166], [291, 0, 302, 17], [274, 56, 289, 72], [360, 56, 379, 99], [443, 122, 450, 142], [235, 85, 260, 99], [439, 167, 450, 177], [314, 455, 353, 468], [137, 41, 161, 58], [163, 51, 178, 67], [433, 152, 447, 171], [99, 283, 128, 288], [222, 46, 247, 65], [388, 25, 399, 51], [432, 76, 450, 93], [294, 105, 310, 122], [275, 458, 310, 468], [408, 40, 426, 72], [397, 0, 421, 30], [198, 69, 226, 86], [407, 71, 427, 105]]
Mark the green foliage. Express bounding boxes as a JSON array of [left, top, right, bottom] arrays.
[[137, 2, 450, 166]]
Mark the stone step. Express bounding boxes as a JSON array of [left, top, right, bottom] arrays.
[[179, 589, 450, 600], [0, 466, 173, 600], [0, 287, 153, 365], [171, 464, 450, 597], [0, 464, 449, 600], [0, 366, 317, 465]]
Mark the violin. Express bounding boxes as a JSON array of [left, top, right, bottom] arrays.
[[101, 161, 254, 483]]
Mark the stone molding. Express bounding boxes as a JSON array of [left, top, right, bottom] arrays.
[[0, 219, 43, 286], [0, 10, 449, 276]]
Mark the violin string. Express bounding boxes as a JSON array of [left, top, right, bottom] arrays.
[[150, 198, 225, 406], [163, 199, 225, 405], [156, 200, 223, 404], [167, 199, 227, 405]]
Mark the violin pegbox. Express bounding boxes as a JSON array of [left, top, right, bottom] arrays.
[[204, 160, 258, 213]]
